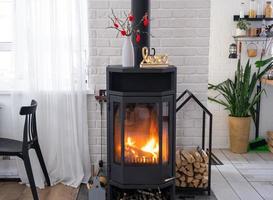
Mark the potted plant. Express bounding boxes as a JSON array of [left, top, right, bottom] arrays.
[[209, 58, 273, 153], [236, 20, 250, 36]]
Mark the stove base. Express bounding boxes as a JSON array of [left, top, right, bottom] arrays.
[[107, 181, 175, 200]]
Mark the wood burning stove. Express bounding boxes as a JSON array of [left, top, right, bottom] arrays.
[[107, 65, 177, 199]]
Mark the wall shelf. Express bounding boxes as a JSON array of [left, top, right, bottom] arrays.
[[234, 15, 273, 21], [233, 36, 272, 42], [232, 14, 273, 142]]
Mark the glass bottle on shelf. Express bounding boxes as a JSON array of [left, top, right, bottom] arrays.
[[257, 0, 264, 17], [249, 0, 257, 18], [265, 1, 273, 18], [240, 2, 245, 18]]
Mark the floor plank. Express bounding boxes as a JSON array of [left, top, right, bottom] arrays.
[[240, 169, 273, 182], [258, 152, 273, 161], [0, 182, 78, 200], [216, 164, 263, 200], [0, 182, 25, 200], [212, 149, 231, 165], [211, 166, 240, 200], [234, 163, 273, 170], [221, 149, 248, 164], [250, 181, 273, 200], [241, 152, 266, 163]]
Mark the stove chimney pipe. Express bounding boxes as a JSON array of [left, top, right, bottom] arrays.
[[131, 0, 150, 67]]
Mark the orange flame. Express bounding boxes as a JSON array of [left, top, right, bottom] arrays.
[[141, 138, 159, 158]]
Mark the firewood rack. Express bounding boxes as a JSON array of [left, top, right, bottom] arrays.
[[176, 90, 213, 195]]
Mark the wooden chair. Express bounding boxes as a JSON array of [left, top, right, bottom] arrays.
[[0, 100, 50, 200]]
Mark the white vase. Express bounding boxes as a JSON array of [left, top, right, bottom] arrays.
[[236, 28, 246, 36], [122, 36, 135, 67]]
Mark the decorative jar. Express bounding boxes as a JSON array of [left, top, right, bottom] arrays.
[[249, 0, 257, 18], [265, 1, 273, 18]]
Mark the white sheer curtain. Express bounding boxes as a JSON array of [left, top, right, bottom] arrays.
[[12, 0, 90, 188]]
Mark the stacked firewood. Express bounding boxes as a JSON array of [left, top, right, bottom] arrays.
[[175, 148, 209, 188], [268, 131, 273, 153]]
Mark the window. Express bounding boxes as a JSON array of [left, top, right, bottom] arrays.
[[0, 0, 14, 91]]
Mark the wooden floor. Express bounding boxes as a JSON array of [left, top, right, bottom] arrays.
[[0, 182, 79, 200], [1, 150, 273, 200], [212, 149, 273, 200]]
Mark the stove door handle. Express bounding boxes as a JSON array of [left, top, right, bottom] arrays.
[[164, 177, 175, 182]]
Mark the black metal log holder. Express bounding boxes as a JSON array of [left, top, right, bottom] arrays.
[[176, 90, 213, 195]]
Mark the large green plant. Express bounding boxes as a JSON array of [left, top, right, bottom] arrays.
[[209, 58, 273, 121]]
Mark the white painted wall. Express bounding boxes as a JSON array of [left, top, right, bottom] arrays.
[[209, 0, 273, 148]]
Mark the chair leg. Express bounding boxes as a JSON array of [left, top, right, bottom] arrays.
[[23, 152, 39, 200], [34, 143, 51, 186]]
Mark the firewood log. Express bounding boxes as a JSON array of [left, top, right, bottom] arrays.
[[199, 149, 208, 164], [186, 176, 193, 183], [176, 151, 182, 169], [202, 176, 208, 184], [192, 179, 200, 188], [186, 164, 193, 172], [181, 165, 194, 177], [198, 182, 204, 188], [180, 182, 187, 187], [180, 175, 186, 182], [193, 162, 201, 169], [195, 173, 203, 180], [200, 163, 207, 168], [125, 146, 154, 158], [175, 179, 181, 186], [181, 160, 188, 166], [194, 168, 200, 173], [179, 150, 188, 166], [199, 167, 206, 174], [176, 172, 181, 179], [191, 151, 203, 162], [181, 150, 195, 163]]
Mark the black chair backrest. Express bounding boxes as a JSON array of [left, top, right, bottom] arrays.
[[19, 100, 38, 148]]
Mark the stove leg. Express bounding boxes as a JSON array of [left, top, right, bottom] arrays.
[[107, 185, 112, 200], [170, 184, 175, 200]]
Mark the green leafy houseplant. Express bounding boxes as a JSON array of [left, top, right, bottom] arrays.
[[236, 20, 250, 31], [209, 58, 273, 122], [209, 58, 273, 153]]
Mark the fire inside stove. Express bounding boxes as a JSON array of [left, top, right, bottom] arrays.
[[114, 103, 169, 165]]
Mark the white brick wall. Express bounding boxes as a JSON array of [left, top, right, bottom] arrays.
[[87, 0, 210, 165]]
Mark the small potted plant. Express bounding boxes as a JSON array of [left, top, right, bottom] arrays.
[[236, 20, 250, 36], [209, 58, 273, 153]]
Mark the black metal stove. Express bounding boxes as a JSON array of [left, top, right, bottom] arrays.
[[107, 65, 177, 199]]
